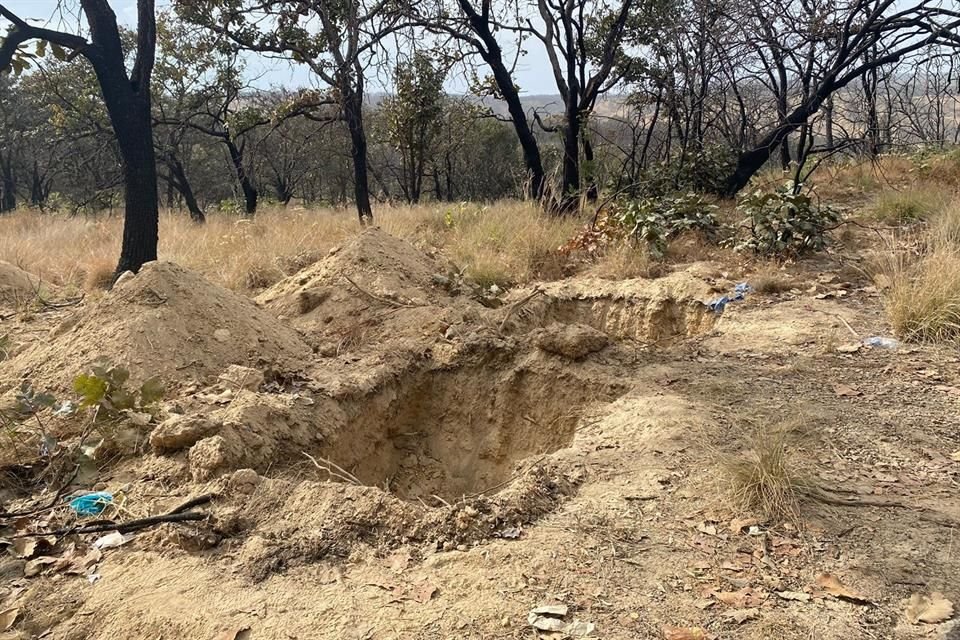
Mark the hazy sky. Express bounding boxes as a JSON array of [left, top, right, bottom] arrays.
[[2, 0, 558, 94]]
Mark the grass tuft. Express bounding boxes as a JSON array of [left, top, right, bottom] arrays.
[[725, 422, 811, 522]]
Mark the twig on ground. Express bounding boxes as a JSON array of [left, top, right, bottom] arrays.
[[498, 287, 545, 333], [0, 464, 80, 520], [15, 494, 216, 537], [342, 274, 419, 309], [303, 451, 363, 486]]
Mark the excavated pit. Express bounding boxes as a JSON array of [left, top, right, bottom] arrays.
[[320, 359, 621, 502]]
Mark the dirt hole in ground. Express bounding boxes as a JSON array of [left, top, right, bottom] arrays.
[[323, 360, 620, 503]]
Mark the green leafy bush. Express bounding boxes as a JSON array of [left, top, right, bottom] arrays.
[[612, 192, 721, 258], [73, 360, 164, 417], [731, 183, 839, 256]]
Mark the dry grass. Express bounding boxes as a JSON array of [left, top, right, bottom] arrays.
[[866, 186, 953, 225], [870, 201, 960, 343], [0, 202, 583, 293], [724, 420, 812, 522], [587, 243, 662, 280], [876, 247, 960, 343], [750, 266, 796, 294]]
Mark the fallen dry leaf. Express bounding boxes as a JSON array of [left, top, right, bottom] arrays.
[[696, 522, 718, 536], [722, 608, 759, 624], [214, 626, 251, 640], [11, 539, 36, 559], [776, 590, 811, 602], [662, 626, 707, 640], [906, 592, 954, 624], [0, 608, 18, 632], [391, 581, 438, 604], [815, 573, 872, 605], [836, 343, 862, 354], [729, 517, 759, 533], [23, 556, 57, 578], [833, 384, 861, 397], [950, 451, 960, 463], [713, 587, 760, 608]]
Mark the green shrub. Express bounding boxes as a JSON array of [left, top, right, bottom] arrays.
[[731, 183, 839, 256], [612, 192, 721, 258]]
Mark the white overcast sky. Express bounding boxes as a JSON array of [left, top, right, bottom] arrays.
[[1, 0, 558, 94]]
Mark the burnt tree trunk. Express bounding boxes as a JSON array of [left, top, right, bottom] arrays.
[[163, 154, 205, 223], [0, 151, 15, 212], [343, 88, 373, 225], [225, 139, 257, 216]]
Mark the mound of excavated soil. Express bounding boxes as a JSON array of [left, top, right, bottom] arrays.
[[257, 228, 478, 356], [0, 260, 44, 305], [1, 261, 312, 393], [503, 264, 726, 343]]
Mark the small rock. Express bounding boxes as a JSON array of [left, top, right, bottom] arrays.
[[150, 414, 220, 453], [188, 435, 239, 481], [218, 365, 264, 391], [431, 274, 451, 288], [113, 270, 136, 288], [228, 468, 261, 495], [213, 328, 231, 343], [534, 323, 609, 360]]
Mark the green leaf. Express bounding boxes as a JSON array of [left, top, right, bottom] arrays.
[[35, 40, 46, 58], [50, 43, 67, 61], [106, 389, 136, 412], [73, 374, 108, 408], [138, 377, 165, 406]]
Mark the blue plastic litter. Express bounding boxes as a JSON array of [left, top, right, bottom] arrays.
[[708, 282, 751, 314], [68, 492, 113, 516], [863, 336, 899, 349]]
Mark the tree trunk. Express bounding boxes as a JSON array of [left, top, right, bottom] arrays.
[[164, 155, 205, 223], [112, 98, 160, 274], [559, 100, 581, 211], [343, 88, 373, 225], [458, 0, 545, 200], [225, 139, 257, 216], [0, 152, 15, 212], [30, 161, 46, 206]]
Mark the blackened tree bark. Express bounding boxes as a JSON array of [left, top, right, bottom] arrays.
[[0, 0, 159, 275], [343, 86, 372, 224], [225, 138, 257, 216], [160, 153, 205, 222], [0, 150, 14, 212]]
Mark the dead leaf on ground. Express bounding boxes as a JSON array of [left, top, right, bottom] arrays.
[[836, 343, 862, 354], [833, 384, 861, 397], [906, 592, 954, 624], [0, 608, 18, 632], [949, 451, 960, 462], [713, 587, 763, 608], [23, 556, 57, 578], [390, 581, 438, 604], [815, 573, 873, 605], [776, 590, 811, 602], [662, 626, 708, 640], [214, 626, 251, 640], [11, 539, 36, 559], [722, 608, 759, 624], [696, 522, 718, 536], [729, 517, 759, 533]]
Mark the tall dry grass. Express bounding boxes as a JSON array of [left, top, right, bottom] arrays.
[[872, 198, 960, 342], [0, 201, 581, 293]]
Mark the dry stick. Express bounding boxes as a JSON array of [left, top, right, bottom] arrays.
[[0, 464, 80, 520], [15, 494, 216, 538], [342, 274, 419, 309], [498, 287, 545, 333], [303, 452, 363, 486], [804, 486, 958, 527]]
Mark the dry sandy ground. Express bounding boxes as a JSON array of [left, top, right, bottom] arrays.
[[0, 230, 958, 640]]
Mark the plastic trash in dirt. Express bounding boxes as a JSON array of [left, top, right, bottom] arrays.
[[863, 336, 899, 349], [68, 492, 113, 516], [707, 282, 751, 314]]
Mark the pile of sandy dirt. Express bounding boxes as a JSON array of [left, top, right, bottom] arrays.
[[1, 261, 312, 393], [503, 263, 726, 342], [0, 261, 44, 306], [257, 228, 480, 357]]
